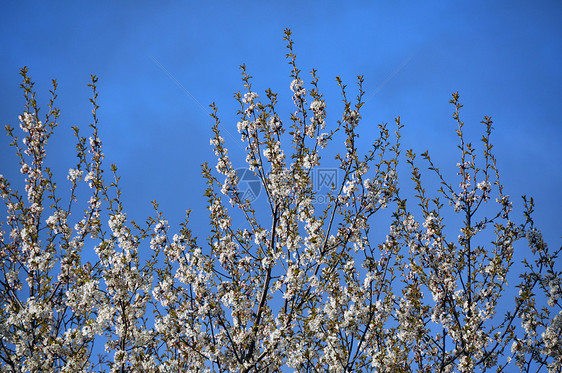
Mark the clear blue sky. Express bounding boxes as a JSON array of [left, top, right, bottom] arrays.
[[1, 1, 561, 252]]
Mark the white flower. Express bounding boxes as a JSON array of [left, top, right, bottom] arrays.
[[67, 168, 83, 182], [290, 79, 303, 93], [476, 180, 491, 192], [242, 91, 259, 104], [310, 99, 325, 112], [237, 120, 249, 133]]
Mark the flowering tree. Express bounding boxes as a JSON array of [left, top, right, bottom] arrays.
[[0, 29, 560, 372]]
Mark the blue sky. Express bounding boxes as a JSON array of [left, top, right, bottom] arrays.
[[1, 1, 561, 253]]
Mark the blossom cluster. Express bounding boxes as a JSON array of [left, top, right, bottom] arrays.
[[1, 33, 560, 372]]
